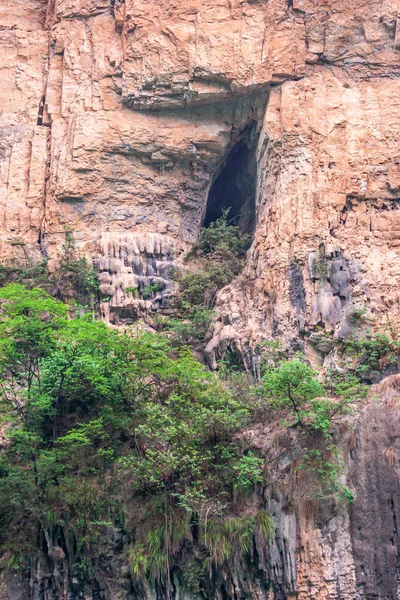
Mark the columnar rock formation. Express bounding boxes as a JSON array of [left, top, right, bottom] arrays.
[[1, 0, 400, 598]]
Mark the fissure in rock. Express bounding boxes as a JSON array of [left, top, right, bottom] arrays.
[[204, 122, 258, 234]]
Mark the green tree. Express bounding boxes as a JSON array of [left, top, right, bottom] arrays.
[[0, 284, 263, 586], [261, 359, 325, 427], [260, 357, 356, 502]]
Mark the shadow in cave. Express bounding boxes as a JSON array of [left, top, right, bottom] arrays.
[[204, 122, 258, 234]]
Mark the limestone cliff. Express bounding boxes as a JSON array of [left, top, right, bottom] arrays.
[[1, 0, 400, 598]]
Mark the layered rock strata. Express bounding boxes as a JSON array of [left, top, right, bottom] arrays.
[[1, 0, 400, 598]]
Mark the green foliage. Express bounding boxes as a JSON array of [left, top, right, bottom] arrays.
[[124, 286, 138, 297], [315, 243, 329, 280], [233, 452, 264, 492], [179, 212, 251, 309], [300, 446, 355, 504], [348, 305, 367, 323], [0, 284, 262, 584], [0, 242, 371, 587], [157, 212, 251, 349], [141, 283, 162, 299], [161, 304, 215, 345], [0, 231, 99, 308], [0, 255, 51, 290], [325, 368, 369, 401], [57, 229, 99, 302], [129, 508, 274, 584], [192, 210, 251, 259], [202, 516, 255, 565], [256, 509, 275, 541], [339, 333, 400, 382], [258, 339, 287, 371], [129, 527, 168, 580], [202, 510, 273, 566], [129, 511, 191, 581], [182, 559, 205, 594], [179, 271, 216, 307], [261, 359, 327, 429], [260, 356, 358, 502]]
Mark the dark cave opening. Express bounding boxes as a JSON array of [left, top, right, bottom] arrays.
[[204, 123, 258, 234]]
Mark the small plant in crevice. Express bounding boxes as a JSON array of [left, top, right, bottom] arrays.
[[315, 243, 329, 281], [348, 305, 368, 324], [56, 228, 99, 304], [140, 282, 163, 300], [124, 286, 138, 297]]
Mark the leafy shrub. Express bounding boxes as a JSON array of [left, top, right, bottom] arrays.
[[56, 229, 98, 303], [141, 283, 163, 299], [124, 286, 138, 297], [233, 452, 264, 492], [0, 284, 264, 585], [325, 368, 369, 401], [260, 356, 359, 502], [160, 212, 251, 348], [179, 271, 215, 307], [339, 333, 400, 382], [261, 359, 326, 429], [192, 210, 251, 259], [180, 212, 251, 309], [182, 559, 205, 593], [348, 305, 368, 323], [162, 305, 214, 345]]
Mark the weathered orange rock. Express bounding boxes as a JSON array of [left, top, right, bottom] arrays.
[[1, 0, 400, 597]]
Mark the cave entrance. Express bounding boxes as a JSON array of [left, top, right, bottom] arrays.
[[204, 123, 258, 234]]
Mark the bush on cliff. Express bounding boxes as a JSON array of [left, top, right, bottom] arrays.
[[0, 284, 265, 585], [0, 229, 98, 306], [260, 353, 362, 502], [160, 211, 251, 345], [180, 211, 251, 308]]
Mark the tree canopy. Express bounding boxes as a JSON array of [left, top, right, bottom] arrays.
[[0, 284, 262, 581]]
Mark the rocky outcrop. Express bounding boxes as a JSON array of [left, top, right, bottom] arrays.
[[2, 0, 400, 348], [96, 232, 178, 323], [212, 70, 400, 368], [1, 0, 400, 598], [3, 382, 400, 600]]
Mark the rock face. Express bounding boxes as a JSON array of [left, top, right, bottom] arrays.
[[1, 0, 400, 598]]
